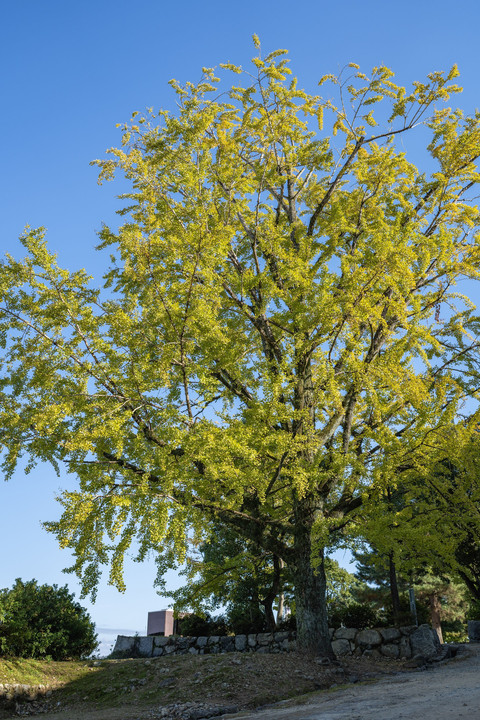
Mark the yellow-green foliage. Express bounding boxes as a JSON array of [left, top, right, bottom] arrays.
[[358, 426, 480, 591], [1, 45, 480, 616]]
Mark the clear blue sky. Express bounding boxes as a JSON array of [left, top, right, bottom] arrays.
[[1, 0, 480, 653]]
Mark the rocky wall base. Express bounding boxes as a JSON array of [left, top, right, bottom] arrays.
[[113, 629, 296, 658], [113, 623, 441, 660], [332, 625, 416, 658], [0, 684, 51, 701]]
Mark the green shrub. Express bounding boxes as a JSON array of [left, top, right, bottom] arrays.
[[467, 598, 480, 620], [329, 602, 385, 629], [227, 603, 269, 635], [443, 629, 468, 643], [0, 579, 98, 659], [176, 612, 229, 637]]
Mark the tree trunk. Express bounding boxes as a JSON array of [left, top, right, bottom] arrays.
[[263, 601, 276, 632], [276, 557, 285, 624], [293, 499, 335, 658], [429, 592, 443, 644], [388, 552, 401, 624], [277, 591, 285, 624], [261, 554, 283, 632]]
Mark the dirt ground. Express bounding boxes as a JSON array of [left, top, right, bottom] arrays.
[[232, 644, 480, 720], [2, 645, 478, 720]]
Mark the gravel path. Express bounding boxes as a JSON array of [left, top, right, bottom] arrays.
[[228, 645, 480, 720]]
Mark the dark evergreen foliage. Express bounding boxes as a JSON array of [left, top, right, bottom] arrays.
[[0, 579, 98, 659]]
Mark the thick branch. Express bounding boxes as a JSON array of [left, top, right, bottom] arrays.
[[307, 136, 364, 236], [101, 451, 293, 561]]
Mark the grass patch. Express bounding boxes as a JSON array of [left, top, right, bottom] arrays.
[[0, 650, 405, 718], [0, 658, 87, 687]]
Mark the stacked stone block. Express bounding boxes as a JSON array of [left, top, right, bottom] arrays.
[[330, 625, 418, 658], [113, 630, 297, 657], [113, 624, 441, 659]]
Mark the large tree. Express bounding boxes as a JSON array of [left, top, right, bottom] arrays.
[[2, 42, 480, 657]]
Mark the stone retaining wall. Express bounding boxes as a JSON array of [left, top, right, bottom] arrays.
[[331, 626, 415, 658], [0, 683, 51, 701], [113, 623, 440, 660], [114, 629, 296, 658]]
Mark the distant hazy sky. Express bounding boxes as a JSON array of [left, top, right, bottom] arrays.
[[1, 0, 480, 648]]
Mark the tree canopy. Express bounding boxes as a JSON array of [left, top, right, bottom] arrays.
[[2, 41, 480, 656], [356, 428, 480, 601]]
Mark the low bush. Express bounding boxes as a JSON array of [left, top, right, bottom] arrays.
[[176, 612, 229, 637], [0, 578, 98, 659], [227, 604, 269, 635], [329, 602, 385, 629]]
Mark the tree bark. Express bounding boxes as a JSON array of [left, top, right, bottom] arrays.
[[263, 600, 277, 632], [293, 498, 335, 658], [261, 554, 283, 632], [429, 592, 443, 644], [276, 557, 285, 624], [388, 552, 401, 624], [277, 591, 285, 624]]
